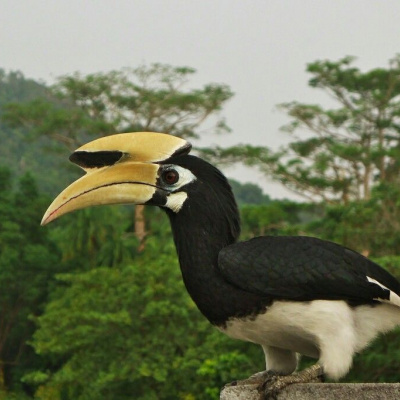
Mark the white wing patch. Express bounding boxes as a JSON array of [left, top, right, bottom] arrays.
[[367, 276, 400, 308]]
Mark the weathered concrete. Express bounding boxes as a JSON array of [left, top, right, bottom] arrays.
[[220, 383, 400, 400]]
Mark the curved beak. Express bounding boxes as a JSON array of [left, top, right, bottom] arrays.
[[41, 132, 191, 225]]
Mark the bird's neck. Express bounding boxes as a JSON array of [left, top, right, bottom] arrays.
[[166, 195, 265, 326], [167, 205, 237, 324]]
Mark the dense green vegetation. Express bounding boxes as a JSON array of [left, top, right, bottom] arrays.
[[1, 57, 400, 399]]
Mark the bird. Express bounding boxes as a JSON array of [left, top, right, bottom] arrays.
[[42, 131, 400, 398]]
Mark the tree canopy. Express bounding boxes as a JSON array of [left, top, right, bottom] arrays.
[[206, 55, 400, 204], [3, 64, 233, 152]]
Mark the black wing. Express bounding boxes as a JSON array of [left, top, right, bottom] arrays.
[[218, 236, 400, 304]]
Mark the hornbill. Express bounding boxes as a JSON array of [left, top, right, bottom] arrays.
[[42, 132, 400, 398]]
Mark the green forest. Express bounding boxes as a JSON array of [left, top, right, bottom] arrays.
[[1, 55, 400, 400]]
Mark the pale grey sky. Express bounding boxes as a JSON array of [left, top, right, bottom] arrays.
[[1, 0, 400, 198]]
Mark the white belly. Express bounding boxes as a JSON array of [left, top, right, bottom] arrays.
[[220, 300, 345, 359]]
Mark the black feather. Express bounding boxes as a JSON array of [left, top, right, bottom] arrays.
[[218, 236, 400, 304]]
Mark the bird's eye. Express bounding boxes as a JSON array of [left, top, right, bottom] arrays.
[[162, 169, 179, 185]]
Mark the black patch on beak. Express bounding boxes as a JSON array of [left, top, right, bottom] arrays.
[[69, 151, 124, 168], [145, 188, 168, 207]]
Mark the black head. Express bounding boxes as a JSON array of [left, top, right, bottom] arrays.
[[147, 155, 240, 245]]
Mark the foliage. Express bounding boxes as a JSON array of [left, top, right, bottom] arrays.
[[240, 200, 321, 239], [229, 179, 271, 206], [2, 65, 233, 153], [48, 206, 138, 271], [0, 168, 61, 394], [275, 55, 400, 203], [27, 235, 262, 400], [0, 70, 68, 196], [0, 70, 48, 105], [307, 183, 400, 256], [206, 55, 400, 204]]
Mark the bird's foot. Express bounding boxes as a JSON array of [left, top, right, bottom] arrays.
[[228, 370, 280, 387], [259, 364, 324, 400]]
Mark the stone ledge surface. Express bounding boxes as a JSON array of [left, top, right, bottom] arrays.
[[220, 383, 400, 400]]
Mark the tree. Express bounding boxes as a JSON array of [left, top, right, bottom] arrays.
[[49, 206, 138, 271], [27, 236, 262, 400], [240, 201, 319, 239], [205, 55, 400, 205], [0, 70, 63, 196], [0, 168, 61, 394], [306, 182, 400, 256], [0, 70, 48, 105], [228, 179, 271, 206], [3, 65, 233, 151]]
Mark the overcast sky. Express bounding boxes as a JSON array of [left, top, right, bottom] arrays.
[[2, 0, 400, 198]]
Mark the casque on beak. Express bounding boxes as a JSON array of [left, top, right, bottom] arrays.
[[41, 132, 191, 225]]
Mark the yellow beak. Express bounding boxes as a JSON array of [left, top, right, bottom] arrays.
[[41, 132, 190, 225]]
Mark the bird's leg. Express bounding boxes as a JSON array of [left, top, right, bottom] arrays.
[[259, 364, 324, 400]]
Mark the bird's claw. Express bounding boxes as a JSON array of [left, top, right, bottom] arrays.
[[258, 374, 294, 400], [227, 365, 324, 399], [258, 364, 324, 400], [228, 370, 280, 387]]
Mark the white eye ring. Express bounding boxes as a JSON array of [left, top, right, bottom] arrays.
[[160, 165, 196, 190]]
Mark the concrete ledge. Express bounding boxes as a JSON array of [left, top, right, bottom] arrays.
[[220, 383, 400, 400]]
